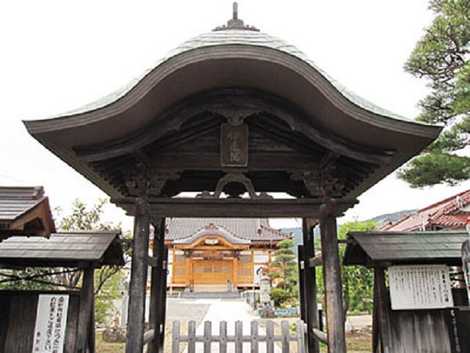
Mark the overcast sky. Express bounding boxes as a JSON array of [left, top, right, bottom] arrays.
[[0, 0, 468, 230]]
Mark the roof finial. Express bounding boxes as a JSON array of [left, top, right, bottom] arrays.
[[233, 2, 238, 20], [213, 2, 260, 32]]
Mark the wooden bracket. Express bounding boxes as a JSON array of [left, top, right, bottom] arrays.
[[319, 198, 337, 219]]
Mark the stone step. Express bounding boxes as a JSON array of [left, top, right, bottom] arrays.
[[193, 284, 228, 292], [180, 291, 241, 299]]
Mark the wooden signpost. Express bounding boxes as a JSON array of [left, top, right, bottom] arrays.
[[32, 294, 69, 353]]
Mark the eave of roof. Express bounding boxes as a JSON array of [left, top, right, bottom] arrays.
[[0, 231, 124, 268], [24, 30, 440, 139], [344, 231, 469, 267]]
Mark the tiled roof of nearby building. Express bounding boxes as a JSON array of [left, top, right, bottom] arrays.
[[0, 186, 55, 237], [344, 231, 469, 266], [165, 218, 289, 242], [0, 231, 124, 267], [381, 189, 470, 232], [173, 223, 250, 245]]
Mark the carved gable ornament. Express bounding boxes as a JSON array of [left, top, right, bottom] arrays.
[[220, 123, 249, 168], [204, 238, 220, 245]]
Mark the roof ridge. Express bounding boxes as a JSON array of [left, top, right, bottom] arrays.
[[419, 189, 470, 213]]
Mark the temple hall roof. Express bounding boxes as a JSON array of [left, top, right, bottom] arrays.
[[165, 218, 289, 242]]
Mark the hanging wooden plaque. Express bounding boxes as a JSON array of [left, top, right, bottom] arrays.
[[220, 123, 249, 167]]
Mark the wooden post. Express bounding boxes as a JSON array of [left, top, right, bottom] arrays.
[[372, 273, 379, 353], [302, 219, 320, 353], [77, 267, 94, 353], [297, 245, 306, 322], [148, 218, 167, 353], [147, 218, 165, 353], [158, 247, 169, 350], [126, 198, 150, 353], [375, 266, 392, 353], [319, 212, 346, 353], [88, 292, 96, 353]]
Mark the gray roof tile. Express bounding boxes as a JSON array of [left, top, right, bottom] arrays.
[[0, 231, 124, 267], [344, 231, 470, 266], [165, 218, 289, 242], [50, 29, 409, 123]]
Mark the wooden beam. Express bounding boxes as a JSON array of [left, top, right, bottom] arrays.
[[114, 198, 357, 218], [302, 218, 320, 353], [149, 152, 319, 171], [126, 198, 150, 353], [77, 267, 94, 353], [320, 214, 346, 353]]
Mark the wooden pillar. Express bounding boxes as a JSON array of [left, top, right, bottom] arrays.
[[185, 253, 192, 289], [170, 247, 175, 292], [159, 247, 169, 350], [375, 266, 392, 353], [297, 245, 306, 322], [148, 217, 166, 353], [77, 267, 94, 353], [88, 293, 96, 353], [126, 198, 150, 353], [232, 256, 238, 288], [302, 218, 320, 353], [319, 213, 346, 353]]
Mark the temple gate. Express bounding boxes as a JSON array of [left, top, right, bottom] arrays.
[[24, 3, 441, 353]]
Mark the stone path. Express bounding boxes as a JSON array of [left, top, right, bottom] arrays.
[[175, 298, 280, 353], [167, 298, 212, 322]]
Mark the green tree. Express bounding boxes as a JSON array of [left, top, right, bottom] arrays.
[[398, 0, 470, 187], [57, 199, 126, 325], [269, 239, 298, 307], [316, 220, 376, 314]]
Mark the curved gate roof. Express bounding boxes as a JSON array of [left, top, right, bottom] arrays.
[[23, 6, 441, 202]]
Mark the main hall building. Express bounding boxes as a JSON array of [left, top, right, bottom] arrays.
[[164, 218, 290, 292]]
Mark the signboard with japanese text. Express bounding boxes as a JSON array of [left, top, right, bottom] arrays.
[[389, 265, 453, 310], [32, 294, 69, 353]]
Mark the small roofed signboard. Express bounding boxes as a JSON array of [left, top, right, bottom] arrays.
[[389, 265, 453, 310], [32, 294, 69, 353]]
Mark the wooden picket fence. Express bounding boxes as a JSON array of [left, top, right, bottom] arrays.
[[172, 320, 306, 353]]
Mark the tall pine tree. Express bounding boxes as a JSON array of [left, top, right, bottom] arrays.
[[399, 0, 470, 187]]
